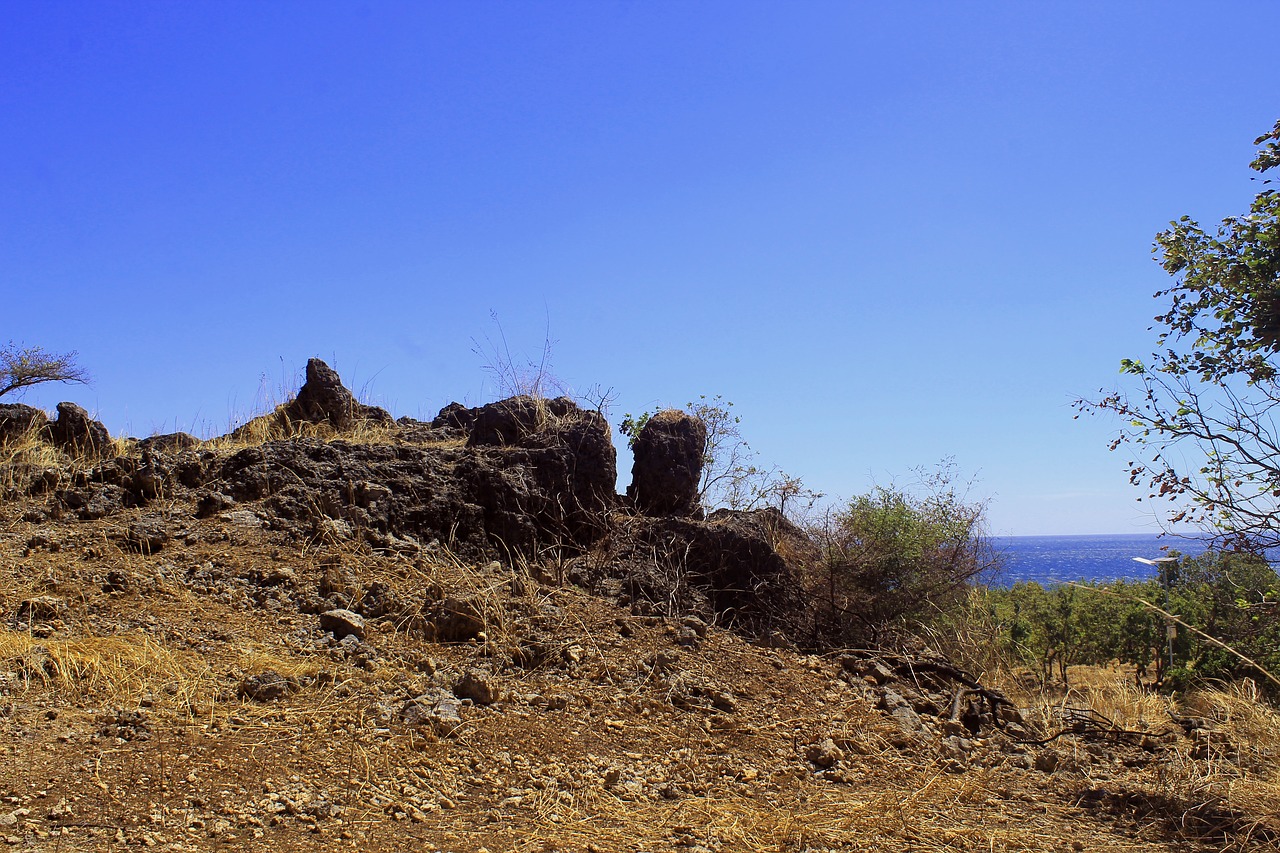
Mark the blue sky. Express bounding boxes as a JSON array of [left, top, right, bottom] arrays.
[[4, 1, 1278, 535]]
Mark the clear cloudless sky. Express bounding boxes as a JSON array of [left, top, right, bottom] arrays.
[[4, 1, 1278, 535]]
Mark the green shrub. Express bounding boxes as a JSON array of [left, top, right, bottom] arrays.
[[808, 463, 994, 647]]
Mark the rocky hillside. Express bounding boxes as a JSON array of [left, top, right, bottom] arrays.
[[1, 361, 1277, 852]]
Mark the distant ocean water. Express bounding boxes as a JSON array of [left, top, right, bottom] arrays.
[[990, 533, 1210, 587]]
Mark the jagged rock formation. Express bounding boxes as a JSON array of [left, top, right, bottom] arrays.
[[282, 358, 394, 432], [627, 409, 707, 517], [49, 402, 111, 456], [10, 358, 807, 641], [231, 358, 393, 440], [208, 393, 617, 557]]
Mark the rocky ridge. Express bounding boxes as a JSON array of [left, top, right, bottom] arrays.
[[0, 361, 1276, 852]]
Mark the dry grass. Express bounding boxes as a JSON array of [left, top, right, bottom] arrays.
[[207, 407, 468, 454], [209, 407, 399, 449], [1, 419, 133, 494], [0, 630, 215, 710]]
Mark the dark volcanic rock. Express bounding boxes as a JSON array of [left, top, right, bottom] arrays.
[[280, 358, 394, 432], [466, 395, 576, 447], [596, 507, 811, 636], [136, 432, 199, 453], [627, 409, 707, 517], [49, 402, 110, 456], [213, 395, 616, 556], [0, 403, 49, 447], [430, 402, 476, 435]]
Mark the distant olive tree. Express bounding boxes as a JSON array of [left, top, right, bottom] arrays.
[[0, 342, 88, 399]]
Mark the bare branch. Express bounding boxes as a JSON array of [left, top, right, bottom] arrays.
[[0, 342, 89, 399]]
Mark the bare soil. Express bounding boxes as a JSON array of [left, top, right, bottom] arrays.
[[2, 447, 1278, 851]]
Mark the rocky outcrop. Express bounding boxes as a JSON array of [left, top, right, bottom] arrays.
[[0, 403, 49, 447], [430, 402, 475, 436], [231, 359, 393, 440], [627, 409, 706, 517], [280, 358, 394, 432], [467, 396, 576, 447], [211, 396, 616, 557], [49, 402, 111, 456]]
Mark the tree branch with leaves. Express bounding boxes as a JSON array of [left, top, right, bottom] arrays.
[[1077, 119, 1280, 548]]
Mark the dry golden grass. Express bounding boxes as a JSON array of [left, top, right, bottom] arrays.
[[207, 407, 467, 454], [0, 630, 215, 709], [1, 418, 133, 494]]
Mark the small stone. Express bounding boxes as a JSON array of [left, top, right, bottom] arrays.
[[452, 669, 500, 705], [675, 626, 700, 647], [220, 510, 264, 528], [889, 704, 924, 733], [680, 616, 708, 637], [237, 672, 295, 703], [805, 737, 843, 769], [17, 597, 64, 622], [319, 609, 365, 640], [402, 689, 463, 732]]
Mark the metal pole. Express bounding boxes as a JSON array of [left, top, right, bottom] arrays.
[[1133, 556, 1178, 679]]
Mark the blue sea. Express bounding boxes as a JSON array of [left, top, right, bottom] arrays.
[[991, 533, 1210, 587]]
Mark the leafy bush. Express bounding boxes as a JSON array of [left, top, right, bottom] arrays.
[[806, 463, 995, 647]]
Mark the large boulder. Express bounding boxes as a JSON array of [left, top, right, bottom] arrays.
[[466, 397, 617, 551], [430, 402, 476, 435], [0, 403, 49, 447], [627, 409, 707, 517], [280, 358, 393, 432], [466, 395, 577, 448], [49, 402, 110, 456]]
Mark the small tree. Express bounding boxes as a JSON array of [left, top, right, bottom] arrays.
[[0, 342, 88, 399]]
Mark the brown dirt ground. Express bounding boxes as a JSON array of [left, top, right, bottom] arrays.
[[2, 492, 1279, 852]]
